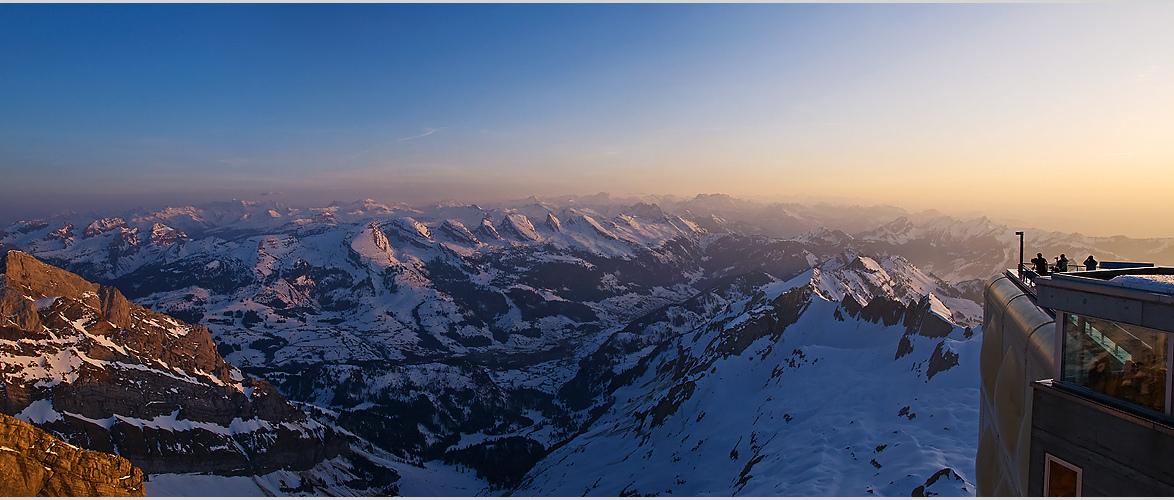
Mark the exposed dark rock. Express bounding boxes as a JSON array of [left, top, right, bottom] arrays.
[[911, 467, 965, 496], [840, 294, 862, 317], [0, 413, 144, 496], [709, 285, 811, 358], [894, 335, 914, 360], [44, 223, 75, 242], [926, 341, 959, 380], [902, 296, 953, 339], [858, 296, 906, 326]]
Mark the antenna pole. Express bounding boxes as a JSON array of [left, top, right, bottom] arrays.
[[1015, 231, 1024, 279]]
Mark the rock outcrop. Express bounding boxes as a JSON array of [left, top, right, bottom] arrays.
[[0, 250, 346, 476], [0, 413, 144, 496]]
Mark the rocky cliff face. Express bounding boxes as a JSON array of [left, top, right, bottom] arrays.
[[0, 250, 345, 476], [0, 248, 234, 384], [0, 412, 144, 496]]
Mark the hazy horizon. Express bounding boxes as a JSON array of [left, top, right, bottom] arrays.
[[0, 190, 1159, 243], [3, 4, 1172, 238]]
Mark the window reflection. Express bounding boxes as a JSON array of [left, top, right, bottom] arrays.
[[1062, 313, 1168, 413]]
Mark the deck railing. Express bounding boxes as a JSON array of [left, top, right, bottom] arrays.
[[1015, 263, 1092, 295]]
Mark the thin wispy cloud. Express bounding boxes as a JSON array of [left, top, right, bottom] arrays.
[[339, 127, 444, 164], [339, 148, 375, 164], [395, 127, 441, 143]]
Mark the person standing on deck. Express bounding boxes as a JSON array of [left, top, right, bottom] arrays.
[[1032, 253, 1050, 275]]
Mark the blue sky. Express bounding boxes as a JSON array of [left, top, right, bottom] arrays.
[[2, 4, 1173, 237]]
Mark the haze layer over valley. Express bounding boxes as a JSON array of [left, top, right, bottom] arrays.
[[3, 194, 1172, 494]]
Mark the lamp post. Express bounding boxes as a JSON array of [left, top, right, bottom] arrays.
[[1015, 231, 1024, 279]]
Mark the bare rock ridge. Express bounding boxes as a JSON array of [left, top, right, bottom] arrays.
[[0, 249, 345, 476], [0, 412, 144, 496], [1, 249, 232, 383]]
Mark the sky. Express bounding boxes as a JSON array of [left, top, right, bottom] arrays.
[[1, 4, 1173, 238]]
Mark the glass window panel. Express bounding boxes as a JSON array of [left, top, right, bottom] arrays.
[[1045, 455, 1081, 497], [1061, 313, 1168, 413]]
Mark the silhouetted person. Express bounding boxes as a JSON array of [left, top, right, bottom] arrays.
[[1031, 253, 1049, 276], [1084, 255, 1098, 271], [1056, 254, 1068, 272], [1134, 348, 1163, 410], [1088, 357, 1109, 393], [1120, 359, 1141, 401]]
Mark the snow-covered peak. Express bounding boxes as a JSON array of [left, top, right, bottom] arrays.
[[393, 217, 432, 241], [438, 219, 480, 246], [666, 215, 704, 235], [44, 223, 75, 243], [797, 252, 946, 316], [544, 213, 562, 233], [84, 218, 129, 238], [795, 226, 853, 246], [500, 214, 541, 241], [350, 222, 397, 268], [621, 202, 666, 221], [859, 214, 1002, 246], [473, 218, 502, 241], [148, 223, 187, 246], [149, 206, 206, 223], [568, 214, 618, 240], [862, 216, 914, 242]]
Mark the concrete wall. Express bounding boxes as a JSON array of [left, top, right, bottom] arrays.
[[1028, 381, 1174, 496], [978, 272, 1055, 496]]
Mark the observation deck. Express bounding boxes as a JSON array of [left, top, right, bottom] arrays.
[[980, 264, 1174, 496]]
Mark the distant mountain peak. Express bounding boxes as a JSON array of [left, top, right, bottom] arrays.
[[545, 213, 563, 232], [501, 213, 541, 241]]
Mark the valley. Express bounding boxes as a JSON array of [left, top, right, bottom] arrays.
[[3, 194, 1171, 495]]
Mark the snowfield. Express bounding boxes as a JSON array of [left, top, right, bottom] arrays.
[[515, 266, 980, 496]]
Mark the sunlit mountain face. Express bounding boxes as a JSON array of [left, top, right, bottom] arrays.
[[2, 195, 1170, 494]]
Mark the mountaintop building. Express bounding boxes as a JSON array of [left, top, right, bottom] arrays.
[[980, 262, 1174, 496]]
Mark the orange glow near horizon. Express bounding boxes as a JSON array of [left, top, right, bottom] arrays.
[[2, 4, 1172, 239]]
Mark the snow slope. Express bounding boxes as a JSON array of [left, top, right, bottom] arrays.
[[518, 257, 980, 496]]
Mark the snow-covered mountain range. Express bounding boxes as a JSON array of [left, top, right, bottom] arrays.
[[1, 194, 1170, 495], [0, 250, 403, 494]]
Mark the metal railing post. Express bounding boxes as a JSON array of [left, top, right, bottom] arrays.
[[1015, 231, 1025, 280]]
